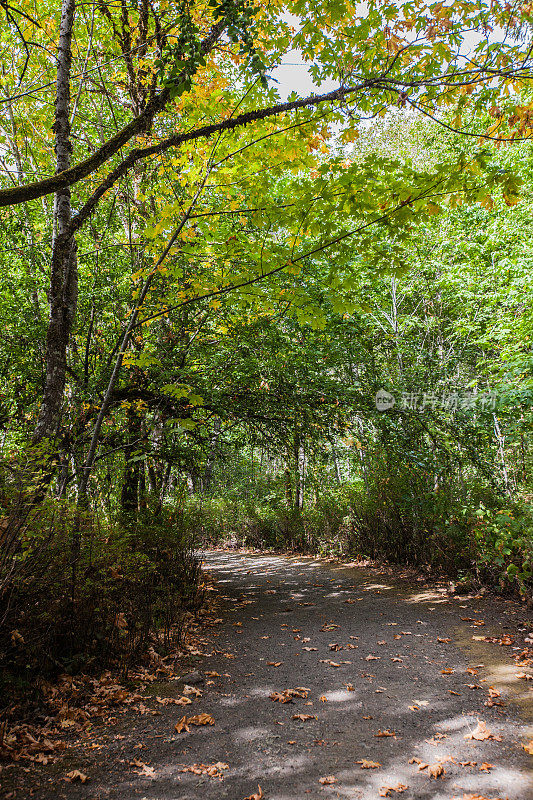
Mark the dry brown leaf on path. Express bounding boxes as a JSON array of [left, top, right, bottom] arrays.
[[479, 762, 494, 772], [459, 795, 506, 800], [379, 784, 408, 796], [267, 662, 282, 667], [356, 759, 381, 769], [411, 759, 445, 778], [464, 720, 501, 741], [65, 770, 89, 783], [270, 687, 308, 703], [156, 695, 191, 706], [244, 786, 264, 800], [319, 775, 337, 785], [179, 762, 228, 778], [292, 713, 317, 721], [183, 685, 202, 697], [523, 739, 533, 754], [133, 761, 156, 778], [427, 762, 445, 779], [374, 729, 396, 738], [175, 713, 215, 733]]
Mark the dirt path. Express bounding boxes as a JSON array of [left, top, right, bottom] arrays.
[[5, 551, 533, 799]]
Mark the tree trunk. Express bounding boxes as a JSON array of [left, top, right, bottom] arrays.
[[120, 405, 142, 512], [33, 0, 78, 445]]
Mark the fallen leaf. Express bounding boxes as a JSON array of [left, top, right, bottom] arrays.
[[65, 770, 89, 783], [479, 762, 494, 772], [441, 668, 454, 675], [374, 730, 396, 738], [135, 762, 156, 778], [319, 695, 328, 702], [460, 795, 505, 800], [357, 759, 381, 769], [267, 662, 282, 667], [179, 762, 228, 778], [292, 713, 316, 721], [379, 784, 408, 796], [523, 739, 533, 755], [427, 763, 445, 779], [270, 687, 308, 703], [464, 720, 501, 741], [319, 775, 337, 785], [244, 786, 263, 800], [175, 713, 215, 733]]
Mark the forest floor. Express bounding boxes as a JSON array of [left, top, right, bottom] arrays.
[[2, 550, 532, 800]]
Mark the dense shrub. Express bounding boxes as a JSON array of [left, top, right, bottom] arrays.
[[193, 475, 532, 598], [0, 499, 202, 707]]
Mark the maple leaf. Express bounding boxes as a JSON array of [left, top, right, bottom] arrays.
[[292, 713, 316, 721], [464, 720, 501, 741], [427, 762, 445, 779], [65, 770, 89, 783], [175, 716, 190, 733], [460, 795, 506, 800], [175, 696, 193, 706], [243, 785, 263, 799], [180, 762, 229, 778], [357, 759, 381, 769], [175, 713, 214, 732], [183, 685, 202, 697], [379, 784, 408, 796], [319, 775, 337, 784], [374, 729, 396, 738], [135, 761, 156, 777], [479, 762, 494, 772]]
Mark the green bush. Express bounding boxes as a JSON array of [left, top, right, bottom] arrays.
[[0, 500, 202, 706]]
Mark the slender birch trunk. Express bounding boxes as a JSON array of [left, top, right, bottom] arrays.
[[33, 0, 78, 445]]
